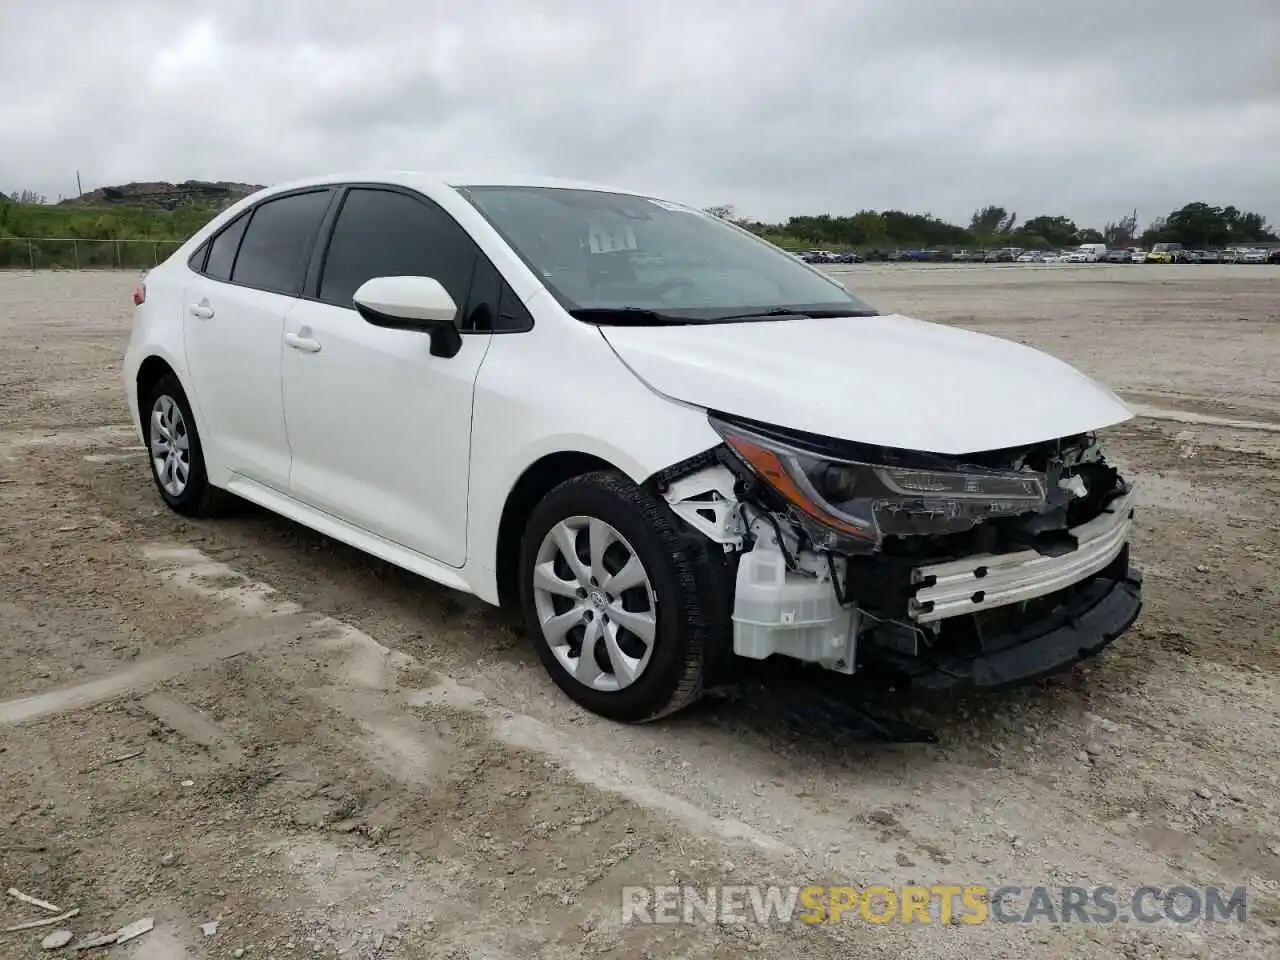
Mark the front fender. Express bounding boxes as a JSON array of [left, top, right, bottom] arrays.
[[464, 319, 721, 603]]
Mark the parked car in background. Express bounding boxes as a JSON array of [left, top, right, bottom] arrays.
[[1241, 249, 1267, 264], [1103, 249, 1131, 263], [984, 248, 1017, 263], [1016, 252, 1040, 263], [123, 170, 1143, 722], [1268, 249, 1280, 264], [1146, 243, 1182, 264], [1196, 250, 1222, 264], [1129, 249, 1147, 263], [1076, 243, 1107, 262]]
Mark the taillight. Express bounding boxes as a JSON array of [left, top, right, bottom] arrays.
[[133, 284, 146, 306]]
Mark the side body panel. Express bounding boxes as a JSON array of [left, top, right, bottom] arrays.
[[464, 289, 722, 604], [181, 275, 293, 490], [281, 298, 492, 567]]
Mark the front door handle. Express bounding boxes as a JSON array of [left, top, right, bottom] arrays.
[[189, 302, 214, 319], [285, 332, 322, 353]]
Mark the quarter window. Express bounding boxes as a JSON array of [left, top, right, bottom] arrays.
[[187, 240, 209, 273], [462, 256, 533, 333], [230, 190, 331, 295], [203, 214, 248, 281]]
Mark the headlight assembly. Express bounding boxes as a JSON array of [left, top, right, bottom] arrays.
[[710, 416, 1048, 550]]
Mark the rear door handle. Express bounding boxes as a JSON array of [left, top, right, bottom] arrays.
[[189, 303, 214, 319], [285, 332, 322, 353]]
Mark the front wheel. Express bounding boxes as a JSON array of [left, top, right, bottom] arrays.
[[518, 470, 713, 722]]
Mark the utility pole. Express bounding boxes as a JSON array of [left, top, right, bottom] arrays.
[[76, 171, 83, 198]]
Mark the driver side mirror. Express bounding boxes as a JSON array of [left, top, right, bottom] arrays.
[[352, 276, 462, 359]]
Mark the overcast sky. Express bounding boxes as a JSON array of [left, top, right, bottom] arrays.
[[3, 1, 1277, 228]]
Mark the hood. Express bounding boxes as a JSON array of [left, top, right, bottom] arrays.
[[600, 313, 1133, 455]]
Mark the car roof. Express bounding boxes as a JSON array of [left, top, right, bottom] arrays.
[[252, 170, 657, 200]]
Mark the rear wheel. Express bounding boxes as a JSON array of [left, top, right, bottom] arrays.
[[518, 470, 711, 722], [144, 374, 222, 517]]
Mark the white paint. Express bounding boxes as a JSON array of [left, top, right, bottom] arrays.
[[352, 275, 458, 325], [319, 622, 417, 690], [143, 546, 303, 617], [1130, 404, 1280, 433], [602, 312, 1134, 455], [84, 451, 146, 463], [141, 692, 248, 765], [144, 544, 793, 855], [0, 424, 136, 456], [0, 613, 314, 726]]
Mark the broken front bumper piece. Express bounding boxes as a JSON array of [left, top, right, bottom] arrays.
[[909, 487, 1136, 623], [882, 557, 1142, 693], [724, 485, 1140, 690]]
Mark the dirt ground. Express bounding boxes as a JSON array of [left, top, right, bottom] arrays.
[[1, 264, 1277, 959]]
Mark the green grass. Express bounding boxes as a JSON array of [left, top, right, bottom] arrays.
[[0, 200, 218, 268]]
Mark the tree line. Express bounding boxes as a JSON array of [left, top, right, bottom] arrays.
[[2, 189, 1274, 267], [0, 193, 219, 268], [1, 194, 215, 242], [706, 202, 1277, 252]]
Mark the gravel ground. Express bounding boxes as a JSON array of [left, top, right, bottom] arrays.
[[1, 264, 1277, 959]]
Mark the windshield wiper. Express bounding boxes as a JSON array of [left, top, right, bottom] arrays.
[[707, 307, 879, 322], [709, 307, 812, 321], [569, 307, 693, 326]]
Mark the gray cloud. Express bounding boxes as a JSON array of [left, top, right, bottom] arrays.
[[3, 0, 1277, 228]]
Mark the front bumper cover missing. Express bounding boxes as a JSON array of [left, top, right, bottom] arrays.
[[881, 559, 1143, 694], [909, 487, 1136, 623]]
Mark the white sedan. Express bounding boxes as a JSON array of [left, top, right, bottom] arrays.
[[124, 172, 1143, 721]]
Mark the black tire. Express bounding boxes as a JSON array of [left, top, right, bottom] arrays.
[[142, 373, 223, 517], [518, 469, 715, 723]]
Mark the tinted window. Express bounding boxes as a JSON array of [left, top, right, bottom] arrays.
[[318, 189, 479, 312], [187, 241, 209, 273], [203, 215, 248, 281], [462, 255, 502, 333], [497, 284, 533, 332], [231, 190, 331, 295], [460, 256, 532, 333]]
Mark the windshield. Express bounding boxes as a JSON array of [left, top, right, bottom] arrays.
[[457, 186, 878, 323]]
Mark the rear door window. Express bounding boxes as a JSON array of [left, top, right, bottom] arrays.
[[230, 190, 331, 295]]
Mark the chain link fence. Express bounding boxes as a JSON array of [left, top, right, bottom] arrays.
[[0, 238, 187, 270]]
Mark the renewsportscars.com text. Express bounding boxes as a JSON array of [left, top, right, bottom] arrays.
[[621, 884, 1249, 926]]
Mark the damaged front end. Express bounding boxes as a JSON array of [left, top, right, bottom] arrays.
[[659, 412, 1143, 694]]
